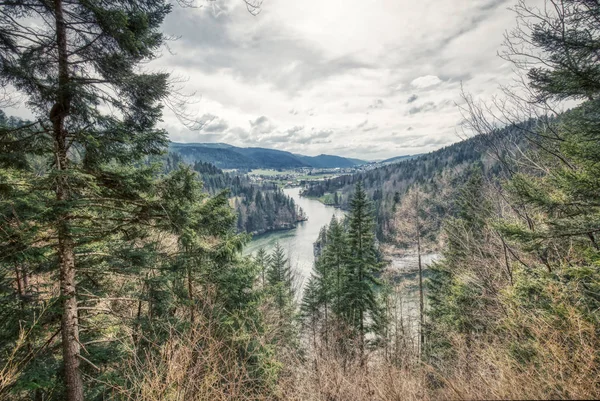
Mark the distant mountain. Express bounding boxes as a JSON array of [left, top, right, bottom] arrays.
[[170, 145, 258, 169], [379, 154, 423, 164], [169, 142, 367, 169], [347, 157, 368, 166], [297, 154, 366, 168]]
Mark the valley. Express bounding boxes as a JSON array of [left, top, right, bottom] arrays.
[[2, 0, 600, 400]]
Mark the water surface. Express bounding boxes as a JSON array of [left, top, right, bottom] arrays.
[[244, 187, 345, 287]]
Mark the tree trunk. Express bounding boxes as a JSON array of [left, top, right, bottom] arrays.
[[58, 230, 83, 401], [416, 191, 424, 359], [323, 294, 328, 347], [188, 264, 195, 323], [53, 0, 83, 398], [417, 240, 424, 358]]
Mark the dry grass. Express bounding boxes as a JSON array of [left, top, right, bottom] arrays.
[[113, 321, 279, 401], [279, 351, 426, 401]]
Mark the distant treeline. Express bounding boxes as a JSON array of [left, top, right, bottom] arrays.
[[165, 153, 304, 235], [302, 121, 533, 243]]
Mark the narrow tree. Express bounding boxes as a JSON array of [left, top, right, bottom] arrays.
[[321, 215, 349, 317], [394, 186, 433, 356], [254, 247, 270, 286], [267, 242, 294, 313], [343, 182, 383, 362]]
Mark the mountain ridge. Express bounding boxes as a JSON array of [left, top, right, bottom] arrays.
[[169, 142, 368, 169]]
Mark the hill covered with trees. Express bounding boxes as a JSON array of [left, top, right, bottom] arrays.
[[302, 122, 529, 242], [165, 153, 305, 235], [170, 142, 366, 169]]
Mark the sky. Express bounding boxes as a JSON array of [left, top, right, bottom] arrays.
[[8, 0, 532, 160]]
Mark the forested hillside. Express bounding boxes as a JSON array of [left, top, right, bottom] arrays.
[[303, 122, 529, 242], [170, 142, 366, 169], [165, 153, 305, 235]]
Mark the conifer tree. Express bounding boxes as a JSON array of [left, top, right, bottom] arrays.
[[300, 275, 321, 348], [254, 247, 270, 286], [267, 242, 294, 313], [343, 182, 383, 361], [0, 0, 178, 398], [498, 0, 600, 269], [320, 215, 349, 316], [426, 168, 494, 362]]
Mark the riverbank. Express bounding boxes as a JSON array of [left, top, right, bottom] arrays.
[[244, 187, 346, 286], [299, 192, 347, 210], [247, 216, 308, 237]]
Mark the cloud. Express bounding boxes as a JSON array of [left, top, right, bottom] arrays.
[[148, 0, 535, 159], [201, 115, 230, 133], [250, 116, 269, 127], [249, 116, 276, 134], [286, 125, 304, 135], [410, 75, 443, 89], [408, 101, 437, 115], [368, 99, 384, 109], [357, 120, 369, 129], [296, 129, 334, 144]]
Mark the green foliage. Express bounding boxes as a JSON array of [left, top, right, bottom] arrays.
[[302, 124, 524, 241], [343, 183, 385, 340], [164, 153, 305, 235], [424, 4, 600, 395], [266, 242, 294, 311], [302, 184, 384, 356]]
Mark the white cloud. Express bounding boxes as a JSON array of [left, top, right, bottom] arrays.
[[410, 75, 443, 89], [0, 0, 543, 160]]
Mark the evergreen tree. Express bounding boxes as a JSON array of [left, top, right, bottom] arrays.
[[426, 168, 494, 364], [300, 275, 321, 348], [254, 247, 270, 287], [498, 0, 600, 270], [342, 182, 383, 361], [0, 0, 178, 398], [267, 242, 294, 313], [321, 216, 349, 316], [265, 242, 298, 348]]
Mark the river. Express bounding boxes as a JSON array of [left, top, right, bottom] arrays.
[[243, 187, 438, 327], [243, 187, 345, 287]]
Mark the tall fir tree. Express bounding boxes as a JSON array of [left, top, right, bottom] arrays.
[[343, 182, 383, 361], [320, 215, 349, 317], [266, 242, 294, 311], [0, 0, 178, 398], [254, 247, 270, 287]]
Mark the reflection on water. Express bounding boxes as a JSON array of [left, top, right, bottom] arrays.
[[243, 187, 346, 287]]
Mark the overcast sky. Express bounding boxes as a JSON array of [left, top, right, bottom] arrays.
[[10, 0, 532, 160]]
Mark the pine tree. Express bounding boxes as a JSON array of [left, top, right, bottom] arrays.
[[254, 247, 270, 287], [0, 0, 176, 398], [300, 275, 321, 348], [267, 242, 294, 312], [343, 182, 383, 361], [321, 215, 349, 317], [499, 0, 600, 270], [265, 242, 299, 348], [426, 168, 494, 364]]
